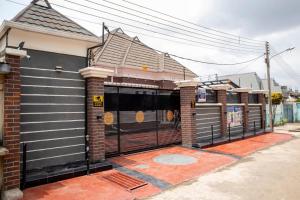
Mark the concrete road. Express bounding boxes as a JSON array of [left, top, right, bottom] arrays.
[[148, 131, 300, 200]]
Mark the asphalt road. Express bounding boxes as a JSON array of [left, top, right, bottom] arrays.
[[149, 130, 300, 200]]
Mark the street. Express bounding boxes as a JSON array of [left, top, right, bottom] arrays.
[[149, 128, 300, 200]]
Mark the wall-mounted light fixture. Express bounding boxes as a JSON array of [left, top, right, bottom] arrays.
[[55, 66, 64, 72], [0, 62, 11, 74]]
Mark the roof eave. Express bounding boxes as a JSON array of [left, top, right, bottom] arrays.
[[0, 20, 100, 43]]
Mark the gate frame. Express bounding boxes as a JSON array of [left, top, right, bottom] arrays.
[[104, 85, 181, 156]]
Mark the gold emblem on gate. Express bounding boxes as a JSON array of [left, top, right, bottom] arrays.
[[167, 110, 174, 121], [104, 112, 114, 125], [136, 111, 144, 123]]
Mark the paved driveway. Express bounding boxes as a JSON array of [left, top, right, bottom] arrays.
[[149, 132, 300, 200], [24, 132, 293, 200]]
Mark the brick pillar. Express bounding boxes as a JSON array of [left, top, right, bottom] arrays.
[[258, 93, 266, 130], [176, 80, 198, 148], [240, 92, 249, 132], [79, 67, 113, 163], [3, 55, 21, 191], [217, 90, 227, 136], [87, 77, 105, 162]]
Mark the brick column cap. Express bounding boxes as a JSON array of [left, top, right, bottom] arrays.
[[1, 47, 27, 58], [210, 84, 231, 91], [175, 79, 199, 88], [232, 88, 252, 93], [250, 90, 268, 94], [79, 66, 114, 79]]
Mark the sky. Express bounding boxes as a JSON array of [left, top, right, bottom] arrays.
[[0, 0, 299, 89]]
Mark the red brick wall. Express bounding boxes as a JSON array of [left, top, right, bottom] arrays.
[[217, 90, 227, 135], [3, 55, 21, 190], [240, 92, 249, 132], [87, 78, 105, 162], [258, 93, 266, 130], [180, 86, 196, 147]]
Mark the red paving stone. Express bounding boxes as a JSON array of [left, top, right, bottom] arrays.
[[111, 146, 236, 185], [24, 133, 292, 200], [205, 133, 293, 157], [24, 170, 135, 200]]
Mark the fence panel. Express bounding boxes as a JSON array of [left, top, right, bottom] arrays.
[[195, 105, 222, 142]]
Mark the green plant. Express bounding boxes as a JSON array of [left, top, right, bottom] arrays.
[[271, 93, 283, 125], [296, 98, 300, 103]]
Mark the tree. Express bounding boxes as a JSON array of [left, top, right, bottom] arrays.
[[271, 93, 283, 125]]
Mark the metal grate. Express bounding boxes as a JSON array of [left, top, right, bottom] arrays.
[[103, 172, 147, 190]]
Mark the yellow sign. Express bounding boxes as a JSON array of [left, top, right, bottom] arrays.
[[166, 110, 174, 121], [104, 112, 114, 125], [136, 111, 144, 123], [142, 65, 149, 72], [93, 95, 104, 107]]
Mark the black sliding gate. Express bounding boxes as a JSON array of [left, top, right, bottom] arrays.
[[104, 86, 181, 156]]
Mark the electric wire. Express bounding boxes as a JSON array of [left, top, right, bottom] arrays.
[[111, 32, 265, 65], [5, 0, 266, 65], [79, 0, 264, 48], [120, 0, 265, 44], [5, 0, 264, 53], [58, 0, 264, 51]]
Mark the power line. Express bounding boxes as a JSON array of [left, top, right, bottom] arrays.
[[81, 0, 264, 48], [49, 2, 264, 53], [6, 0, 264, 53], [60, 13, 262, 55], [5, 0, 265, 65], [270, 46, 299, 85], [121, 0, 265, 44], [58, 0, 264, 51], [111, 31, 265, 65]]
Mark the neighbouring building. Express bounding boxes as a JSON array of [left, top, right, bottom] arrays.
[[219, 72, 263, 90]]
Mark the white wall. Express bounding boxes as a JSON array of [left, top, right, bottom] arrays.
[[8, 28, 98, 57]]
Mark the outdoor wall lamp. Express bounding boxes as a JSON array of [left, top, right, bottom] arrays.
[[55, 66, 64, 72], [0, 62, 11, 74]]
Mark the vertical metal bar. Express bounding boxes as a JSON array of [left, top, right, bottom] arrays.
[[254, 121, 256, 135], [228, 123, 231, 142], [211, 125, 214, 145], [21, 143, 27, 190], [242, 122, 245, 139], [84, 79, 90, 175], [117, 87, 121, 154], [155, 90, 159, 147], [102, 22, 105, 44]]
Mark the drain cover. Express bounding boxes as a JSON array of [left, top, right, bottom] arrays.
[[103, 172, 147, 190], [153, 154, 197, 165]]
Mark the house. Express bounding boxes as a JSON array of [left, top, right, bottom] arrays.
[[0, 0, 197, 197], [219, 72, 263, 90], [90, 28, 197, 88]]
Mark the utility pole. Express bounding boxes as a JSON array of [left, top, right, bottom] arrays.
[[265, 41, 273, 131]]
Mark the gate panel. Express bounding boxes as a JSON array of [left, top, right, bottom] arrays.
[[20, 50, 86, 170], [248, 105, 262, 131], [104, 86, 119, 155], [157, 90, 181, 146], [119, 87, 157, 153], [196, 105, 222, 142]]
